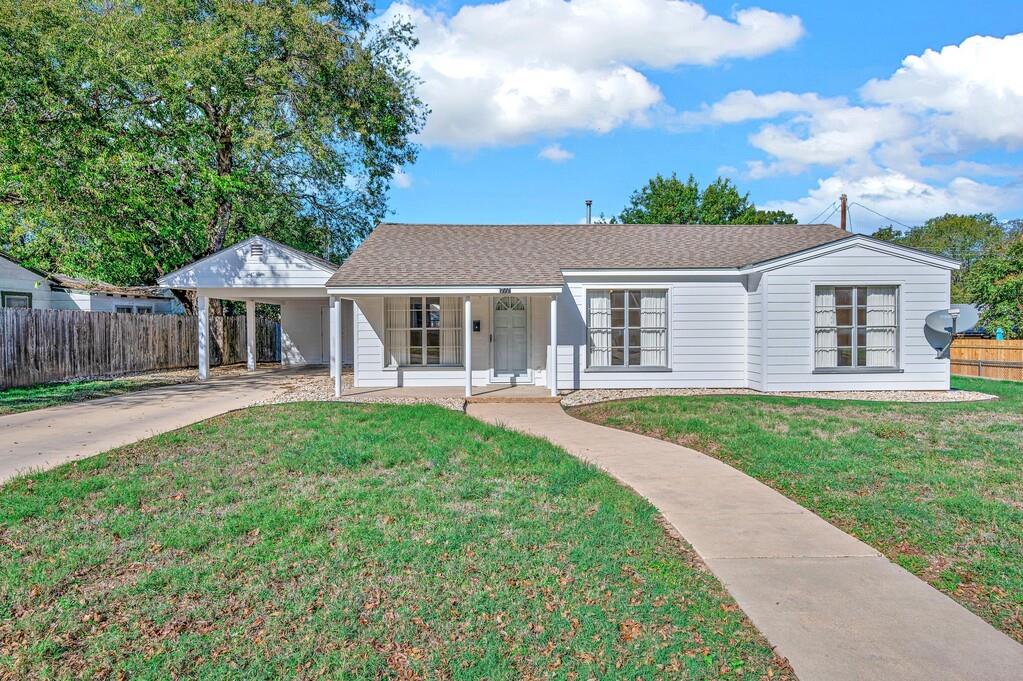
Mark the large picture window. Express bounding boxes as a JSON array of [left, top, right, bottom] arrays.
[[815, 285, 898, 370], [587, 289, 667, 368], [385, 296, 463, 367]]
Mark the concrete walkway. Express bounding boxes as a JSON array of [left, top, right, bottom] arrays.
[[468, 403, 1023, 681], [0, 368, 313, 484]]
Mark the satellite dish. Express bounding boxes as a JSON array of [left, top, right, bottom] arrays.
[[925, 307, 980, 358]]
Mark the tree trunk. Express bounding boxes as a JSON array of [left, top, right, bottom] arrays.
[[207, 122, 234, 255]]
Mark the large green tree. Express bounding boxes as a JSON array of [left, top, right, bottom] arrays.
[[0, 0, 425, 308], [871, 213, 1009, 302], [618, 173, 796, 225], [962, 234, 1023, 337]]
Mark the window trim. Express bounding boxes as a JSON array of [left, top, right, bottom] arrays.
[[1, 291, 32, 308], [584, 286, 670, 371], [810, 281, 902, 374], [384, 295, 464, 369]]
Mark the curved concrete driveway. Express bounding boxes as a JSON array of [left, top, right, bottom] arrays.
[[0, 368, 314, 484], [468, 402, 1023, 681]]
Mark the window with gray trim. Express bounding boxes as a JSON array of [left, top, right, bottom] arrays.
[[814, 285, 898, 369], [587, 289, 667, 368], [1, 291, 31, 308]]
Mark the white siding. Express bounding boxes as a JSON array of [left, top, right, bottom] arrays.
[[558, 278, 748, 389], [281, 300, 329, 365], [763, 244, 951, 391], [0, 256, 51, 308]]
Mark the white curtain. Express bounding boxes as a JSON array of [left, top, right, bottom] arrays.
[[640, 291, 667, 367], [384, 297, 409, 367], [587, 290, 611, 367], [384, 296, 464, 366], [440, 296, 464, 365], [866, 287, 897, 367], [814, 287, 838, 368]]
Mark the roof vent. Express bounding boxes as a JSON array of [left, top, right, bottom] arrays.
[[250, 242, 264, 258]]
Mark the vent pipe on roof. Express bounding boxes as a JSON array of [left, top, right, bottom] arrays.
[[585, 199, 592, 225], [839, 194, 848, 230]]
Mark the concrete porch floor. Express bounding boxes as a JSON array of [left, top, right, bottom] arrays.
[[343, 382, 559, 403]]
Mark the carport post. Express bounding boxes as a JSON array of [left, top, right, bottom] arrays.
[[464, 296, 472, 398], [197, 294, 209, 381], [334, 296, 343, 397], [329, 296, 338, 379], [245, 300, 257, 371]]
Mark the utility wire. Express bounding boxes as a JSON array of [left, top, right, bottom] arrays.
[[820, 205, 840, 225], [850, 201, 914, 230], [807, 201, 836, 225], [847, 204, 854, 231]]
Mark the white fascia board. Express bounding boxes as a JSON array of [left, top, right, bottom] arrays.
[[327, 285, 564, 296], [192, 286, 329, 300], [753, 236, 960, 272]]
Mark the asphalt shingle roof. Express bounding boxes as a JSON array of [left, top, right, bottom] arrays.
[[326, 223, 853, 287]]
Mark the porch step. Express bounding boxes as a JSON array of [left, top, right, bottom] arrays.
[[465, 395, 562, 404]]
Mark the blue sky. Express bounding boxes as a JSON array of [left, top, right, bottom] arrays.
[[380, 1, 1023, 233]]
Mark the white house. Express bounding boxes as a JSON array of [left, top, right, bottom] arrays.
[[160, 225, 959, 397], [0, 253, 181, 313]]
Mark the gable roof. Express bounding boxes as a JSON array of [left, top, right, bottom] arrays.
[[0, 251, 49, 279], [326, 223, 857, 288], [158, 235, 337, 289]]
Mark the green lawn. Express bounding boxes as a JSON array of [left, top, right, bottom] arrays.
[[0, 403, 792, 679], [570, 376, 1023, 643], [0, 375, 187, 415]]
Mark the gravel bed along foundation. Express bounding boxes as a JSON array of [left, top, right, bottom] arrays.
[[559, 386, 997, 407], [255, 371, 465, 411]]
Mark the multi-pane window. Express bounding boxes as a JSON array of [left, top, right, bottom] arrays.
[[815, 286, 898, 369], [1, 292, 31, 308], [384, 296, 463, 367], [587, 289, 667, 368]]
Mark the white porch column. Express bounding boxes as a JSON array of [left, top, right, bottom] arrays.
[[334, 296, 343, 397], [549, 294, 558, 396], [245, 299, 257, 371], [329, 296, 338, 379], [464, 296, 472, 398], [197, 294, 209, 381]]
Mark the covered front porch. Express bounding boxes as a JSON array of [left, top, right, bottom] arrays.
[[330, 288, 563, 399]]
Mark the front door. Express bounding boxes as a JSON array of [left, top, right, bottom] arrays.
[[493, 296, 528, 381]]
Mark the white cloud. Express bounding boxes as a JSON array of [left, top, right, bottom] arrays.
[[685, 89, 838, 124], [862, 33, 1023, 149], [685, 33, 1023, 226], [538, 143, 574, 163], [763, 171, 1021, 228], [393, 169, 413, 189], [382, 0, 803, 148], [747, 105, 914, 171]]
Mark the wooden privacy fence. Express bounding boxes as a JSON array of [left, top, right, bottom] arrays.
[[951, 338, 1023, 382], [1, 308, 280, 388]]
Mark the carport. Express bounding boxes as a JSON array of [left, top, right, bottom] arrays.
[[158, 236, 352, 383]]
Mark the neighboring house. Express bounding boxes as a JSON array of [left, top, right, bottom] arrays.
[[0, 253, 48, 309], [0, 253, 181, 313], [159, 226, 960, 395]]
